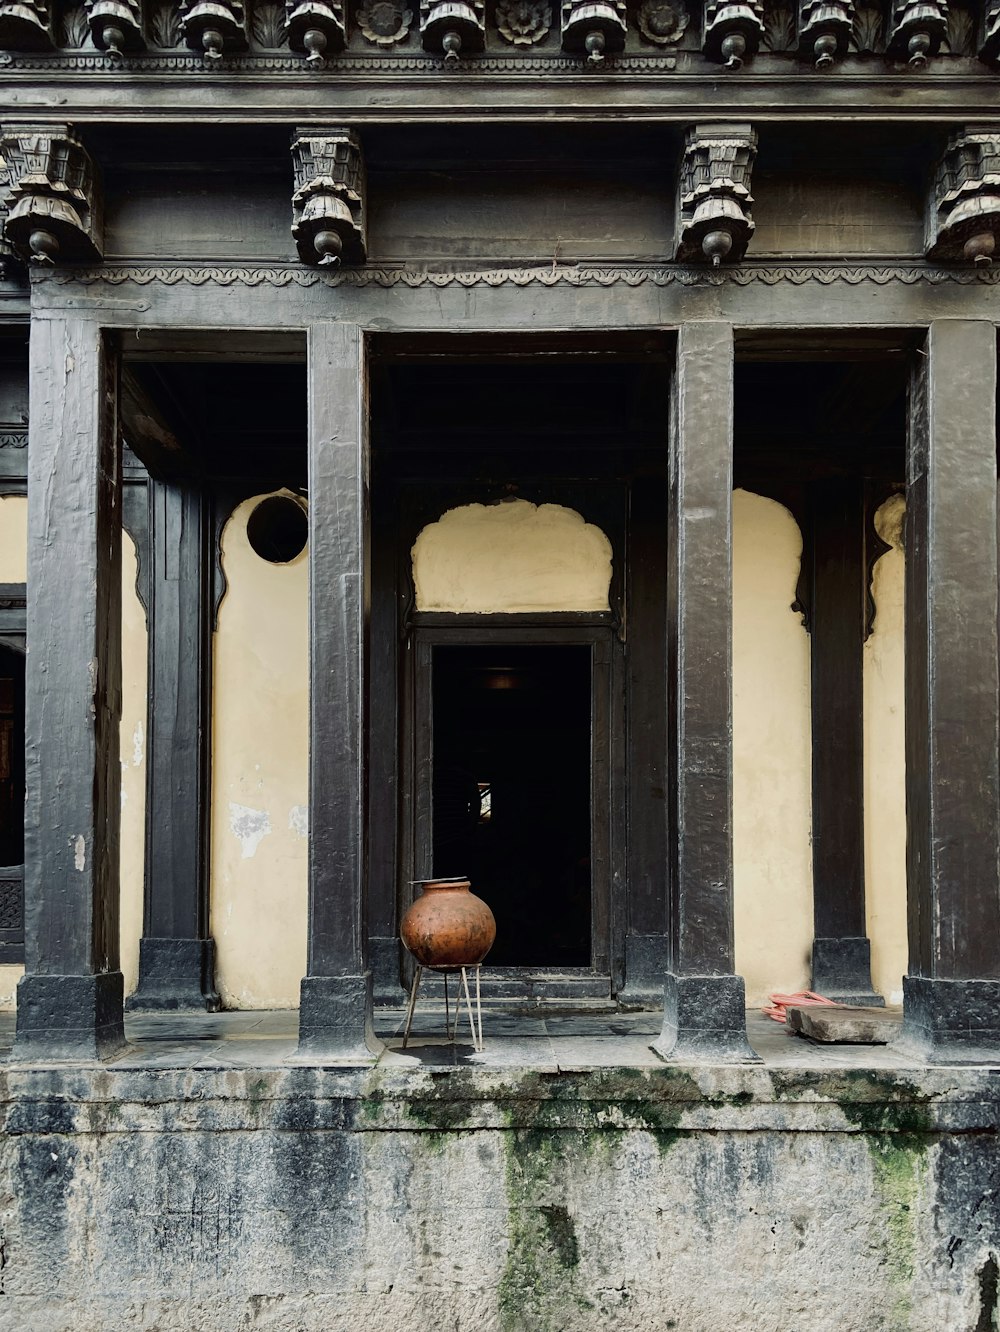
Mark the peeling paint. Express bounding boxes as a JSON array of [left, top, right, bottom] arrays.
[[72, 835, 86, 872], [288, 805, 308, 839], [132, 722, 144, 767], [229, 803, 271, 860]]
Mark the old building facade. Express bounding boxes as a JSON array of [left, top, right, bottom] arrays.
[[0, 5, 999, 1328]]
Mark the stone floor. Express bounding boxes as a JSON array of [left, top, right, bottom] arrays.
[[0, 1003, 917, 1069]]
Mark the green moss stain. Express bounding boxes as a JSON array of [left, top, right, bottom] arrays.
[[865, 1132, 932, 1328]]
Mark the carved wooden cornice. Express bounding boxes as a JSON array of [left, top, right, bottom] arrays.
[[178, 0, 247, 62], [0, 123, 102, 264], [796, 0, 853, 67], [675, 122, 757, 265]]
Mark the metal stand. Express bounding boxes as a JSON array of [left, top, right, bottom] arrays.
[[401, 963, 484, 1053]]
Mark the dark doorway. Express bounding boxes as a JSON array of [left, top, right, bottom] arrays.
[[431, 644, 592, 968]]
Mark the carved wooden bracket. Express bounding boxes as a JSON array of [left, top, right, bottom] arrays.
[[285, 0, 345, 65], [85, 0, 144, 61], [419, 0, 485, 59], [291, 127, 366, 267], [703, 0, 764, 68], [178, 0, 248, 63], [675, 122, 757, 266], [797, 0, 854, 66], [0, 0, 51, 48], [0, 124, 103, 265], [926, 126, 1000, 267], [886, 0, 948, 66], [561, 0, 626, 64]]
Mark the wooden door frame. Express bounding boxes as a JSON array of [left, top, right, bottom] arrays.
[[400, 611, 624, 996]]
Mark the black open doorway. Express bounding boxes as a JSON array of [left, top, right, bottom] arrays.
[[431, 644, 592, 968]]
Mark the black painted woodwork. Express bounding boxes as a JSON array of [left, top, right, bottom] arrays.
[[807, 475, 881, 1005], [130, 479, 219, 1012], [901, 320, 1000, 1063], [297, 322, 381, 1060], [13, 318, 125, 1062], [653, 322, 759, 1063]]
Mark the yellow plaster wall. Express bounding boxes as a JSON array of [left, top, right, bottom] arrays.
[[210, 491, 308, 1009], [412, 499, 613, 613], [732, 489, 814, 1006], [863, 495, 908, 1004], [0, 508, 148, 1010], [119, 531, 147, 997]]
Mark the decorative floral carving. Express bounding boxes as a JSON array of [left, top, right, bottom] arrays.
[[943, 0, 972, 53], [496, 0, 550, 44], [761, 0, 794, 48], [252, 0, 288, 43], [851, 0, 881, 47], [149, 0, 181, 42], [357, 0, 412, 41], [636, 0, 687, 43], [58, 4, 91, 45]]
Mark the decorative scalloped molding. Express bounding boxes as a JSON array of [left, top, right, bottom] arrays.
[[0, 431, 28, 447], [35, 261, 1000, 287], [0, 48, 678, 69]]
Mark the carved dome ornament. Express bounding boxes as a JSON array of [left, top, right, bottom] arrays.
[[291, 128, 366, 268], [357, 0, 413, 43], [797, 0, 853, 65], [178, 0, 247, 63], [285, 0, 345, 64], [0, 124, 103, 265], [85, 0, 143, 60], [0, 0, 52, 48], [886, 0, 948, 65], [926, 127, 1000, 267], [703, 0, 765, 67], [561, 0, 626, 64], [675, 122, 757, 267], [420, 0, 485, 59], [496, 0, 551, 44]]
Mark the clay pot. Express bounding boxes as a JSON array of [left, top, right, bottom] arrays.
[[400, 877, 496, 969]]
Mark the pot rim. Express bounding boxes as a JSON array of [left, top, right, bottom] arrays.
[[409, 875, 471, 887]]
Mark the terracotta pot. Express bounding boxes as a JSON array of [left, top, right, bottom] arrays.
[[400, 877, 496, 969]]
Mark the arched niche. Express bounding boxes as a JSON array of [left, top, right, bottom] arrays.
[[411, 498, 613, 614]]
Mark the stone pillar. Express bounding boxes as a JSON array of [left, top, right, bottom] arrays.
[[13, 318, 125, 1062], [297, 321, 381, 1061], [808, 476, 881, 1005], [129, 480, 219, 1011], [652, 322, 759, 1063], [901, 319, 1000, 1063]]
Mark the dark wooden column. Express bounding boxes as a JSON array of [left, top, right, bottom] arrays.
[[807, 476, 881, 1005], [13, 318, 125, 1062], [129, 479, 219, 1011], [297, 321, 381, 1060], [652, 322, 759, 1063], [901, 319, 1000, 1063]]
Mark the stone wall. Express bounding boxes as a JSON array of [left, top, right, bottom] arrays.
[[1, 1064, 997, 1331]]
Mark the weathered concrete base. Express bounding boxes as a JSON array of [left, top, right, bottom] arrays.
[[1, 1061, 999, 1331], [10, 971, 125, 1062], [126, 937, 221, 1012], [296, 971, 384, 1063], [787, 1004, 902, 1044], [898, 975, 1000, 1064], [812, 936, 884, 1007], [651, 973, 761, 1063]]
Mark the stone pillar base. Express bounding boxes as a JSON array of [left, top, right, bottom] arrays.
[[295, 972, 383, 1064], [126, 937, 221, 1012], [811, 936, 883, 1007], [12, 971, 126, 1062], [898, 976, 1000, 1065], [618, 933, 669, 1009], [651, 973, 761, 1063]]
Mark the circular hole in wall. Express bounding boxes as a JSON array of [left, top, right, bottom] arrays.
[[246, 495, 308, 565]]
